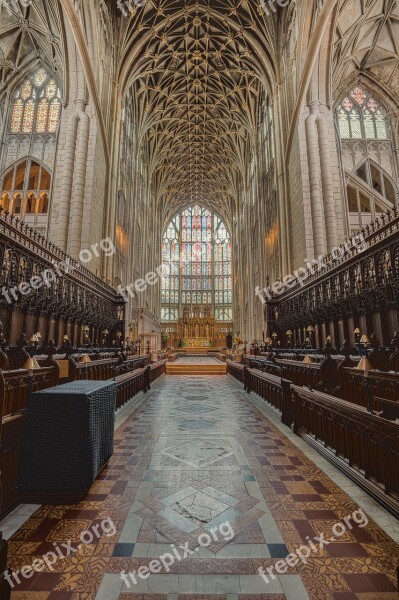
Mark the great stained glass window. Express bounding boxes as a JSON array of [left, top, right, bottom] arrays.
[[9, 68, 61, 135], [161, 206, 233, 322], [337, 86, 387, 140]]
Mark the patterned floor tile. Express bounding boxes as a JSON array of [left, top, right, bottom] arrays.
[[5, 374, 398, 600]]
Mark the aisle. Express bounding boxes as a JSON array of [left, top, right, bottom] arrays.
[[6, 375, 398, 600]]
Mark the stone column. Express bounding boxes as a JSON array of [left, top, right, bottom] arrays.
[[371, 312, 383, 345], [387, 308, 399, 340], [305, 101, 327, 257], [68, 101, 90, 258], [347, 315, 355, 347], [57, 107, 80, 250]]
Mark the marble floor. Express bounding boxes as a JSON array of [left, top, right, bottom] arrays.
[[4, 374, 399, 600], [173, 357, 221, 365]]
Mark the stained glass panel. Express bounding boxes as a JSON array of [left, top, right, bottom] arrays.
[[351, 87, 366, 105], [9, 68, 61, 135], [162, 205, 233, 322], [34, 69, 47, 87], [349, 110, 361, 138], [48, 99, 61, 133], [22, 100, 35, 133], [45, 80, 57, 99], [36, 99, 49, 133], [363, 110, 374, 139], [21, 80, 33, 100], [338, 86, 388, 141], [375, 111, 387, 139], [10, 100, 23, 133]]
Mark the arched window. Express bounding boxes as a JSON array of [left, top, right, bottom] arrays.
[[1, 68, 61, 226], [161, 205, 233, 323], [337, 86, 388, 140], [336, 85, 397, 235], [9, 68, 61, 134]]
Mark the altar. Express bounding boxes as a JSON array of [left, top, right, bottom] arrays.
[[177, 307, 215, 348], [183, 338, 212, 348]]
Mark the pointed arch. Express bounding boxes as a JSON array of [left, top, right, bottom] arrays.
[[336, 85, 389, 141], [161, 205, 232, 324]]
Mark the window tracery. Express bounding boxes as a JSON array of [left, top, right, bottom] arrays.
[[161, 206, 232, 323], [9, 68, 61, 135], [336, 85, 398, 234], [0, 68, 61, 226], [337, 86, 388, 140]]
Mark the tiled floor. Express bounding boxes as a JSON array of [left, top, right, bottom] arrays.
[[172, 358, 220, 365], [4, 374, 399, 600]]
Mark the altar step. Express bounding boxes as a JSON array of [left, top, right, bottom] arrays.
[[166, 363, 227, 375]]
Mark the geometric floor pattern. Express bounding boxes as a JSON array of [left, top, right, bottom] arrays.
[[6, 374, 399, 599]]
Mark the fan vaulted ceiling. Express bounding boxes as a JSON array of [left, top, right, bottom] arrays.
[[117, 0, 279, 217], [333, 0, 399, 100], [0, 0, 64, 95]]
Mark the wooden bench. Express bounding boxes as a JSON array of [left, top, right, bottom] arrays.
[[292, 386, 399, 518], [0, 365, 59, 518], [373, 396, 399, 421]]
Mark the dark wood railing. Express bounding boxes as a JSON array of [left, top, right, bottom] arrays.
[[149, 360, 167, 383], [246, 351, 399, 407], [115, 367, 148, 411], [69, 357, 121, 381], [229, 357, 399, 517], [245, 367, 293, 426], [335, 368, 399, 406], [227, 360, 244, 383], [292, 386, 399, 517], [2, 366, 59, 418], [227, 361, 293, 426]]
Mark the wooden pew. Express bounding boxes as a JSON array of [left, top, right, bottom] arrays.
[[0, 364, 59, 518], [114, 360, 166, 411], [292, 386, 399, 518], [245, 367, 293, 426], [226, 360, 245, 383], [336, 367, 399, 406], [68, 356, 121, 381], [373, 396, 399, 421]]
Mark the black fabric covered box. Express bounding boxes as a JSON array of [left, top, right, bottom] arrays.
[[20, 380, 116, 504]]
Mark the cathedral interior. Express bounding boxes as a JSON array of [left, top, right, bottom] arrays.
[[0, 0, 399, 598]]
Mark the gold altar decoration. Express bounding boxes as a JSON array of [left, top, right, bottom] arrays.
[[177, 307, 215, 347]]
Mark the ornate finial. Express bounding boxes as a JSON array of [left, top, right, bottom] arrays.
[[323, 338, 332, 358], [17, 332, 28, 347], [369, 333, 379, 348], [391, 331, 399, 348], [0, 321, 6, 347], [340, 339, 352, 359], [46, 339, 57, 357]]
